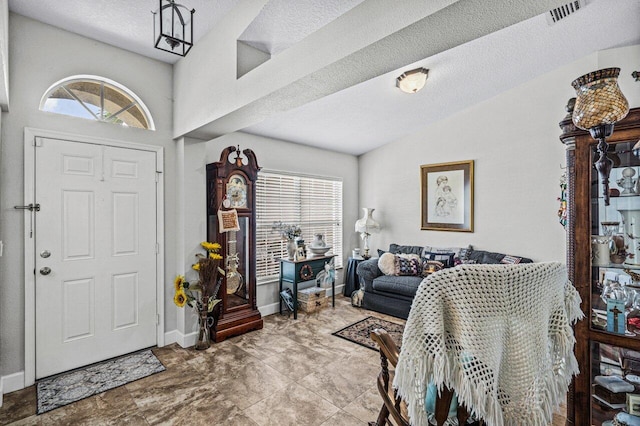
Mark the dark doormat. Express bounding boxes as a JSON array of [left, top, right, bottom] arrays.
[[332, 316, 404, 351], [37, 349, 165, 414]]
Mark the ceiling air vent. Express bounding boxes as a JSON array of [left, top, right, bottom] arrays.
[[546, 0, 586, 25]]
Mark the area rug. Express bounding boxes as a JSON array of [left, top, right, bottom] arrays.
[[332, 316, 404, 351], [37, 349, 165, 414]]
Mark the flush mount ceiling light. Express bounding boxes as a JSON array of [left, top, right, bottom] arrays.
[[152, 0, 195, 57], [396, 67, 429, 94]]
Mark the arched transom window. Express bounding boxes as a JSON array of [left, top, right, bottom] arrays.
[[40, 75, 155, 130]]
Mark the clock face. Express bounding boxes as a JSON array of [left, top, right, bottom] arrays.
[[226, 174, 248, 208]]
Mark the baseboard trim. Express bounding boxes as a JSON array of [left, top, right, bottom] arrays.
[[163, 330, 178, 346], [164, 285, 346, 348], [165, 329, 197, 348], [1, 371, 25, 395], [259, 302, 280, 317]]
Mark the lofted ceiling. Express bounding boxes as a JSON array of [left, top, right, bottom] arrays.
[[8, 0, 243, 64], [7, 0, 640, 155]]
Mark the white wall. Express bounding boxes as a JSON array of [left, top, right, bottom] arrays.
[[180, 132, 358, 331], [358, 45, 640, 262], [597, 45, 640, 109], [0, 14, 175, 379]]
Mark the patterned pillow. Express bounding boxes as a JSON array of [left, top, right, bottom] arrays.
[[421, 245, 472, 266], [422, 260, 445, 276], [377, 252, 422, 276], [395, 256, 422, 276], [397, 253, 421, 261], [501, 255, 523, 264], [422, 251, 456, 268]]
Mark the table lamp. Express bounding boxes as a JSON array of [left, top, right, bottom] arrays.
[[355, 208, 380, 259]]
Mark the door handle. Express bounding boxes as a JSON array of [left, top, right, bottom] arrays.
[[40, 267, 51, 275]]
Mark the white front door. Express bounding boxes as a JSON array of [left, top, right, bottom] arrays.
[[34, 137, 158, 379]]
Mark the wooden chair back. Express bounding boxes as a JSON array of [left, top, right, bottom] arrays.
[[369, 328, 481, 426]]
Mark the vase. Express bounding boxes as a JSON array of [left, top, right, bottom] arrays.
[[591, 235, 611, 267], [617, 208, 640, 265], [311, 233, 326, 248], [286, 239, 297, 260], [195, 308, 211, 350]]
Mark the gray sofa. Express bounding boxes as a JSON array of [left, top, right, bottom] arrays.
[[354, 243, 533, 319]]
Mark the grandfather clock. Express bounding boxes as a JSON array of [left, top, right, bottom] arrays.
[[207, 146, 263, 342]]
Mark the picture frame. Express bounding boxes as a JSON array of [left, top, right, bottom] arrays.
[[421, 160, 474, 232], [295, 246, 307, 261]]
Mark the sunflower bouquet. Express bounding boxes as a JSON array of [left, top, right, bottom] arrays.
[[173, 241, 225, 313]]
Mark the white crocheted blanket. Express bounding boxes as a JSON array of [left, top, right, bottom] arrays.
[[393, 262, 583, 426]]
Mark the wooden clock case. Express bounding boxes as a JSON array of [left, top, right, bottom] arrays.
[[206, 146, 263, 342]]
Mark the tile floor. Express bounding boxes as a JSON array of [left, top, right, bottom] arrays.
[[0, 296, 567, 425]]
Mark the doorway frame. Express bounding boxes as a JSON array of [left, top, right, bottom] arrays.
[[23, 127, 165, 386]]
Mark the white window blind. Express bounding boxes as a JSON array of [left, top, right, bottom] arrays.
[[256, 170, 343, 283]]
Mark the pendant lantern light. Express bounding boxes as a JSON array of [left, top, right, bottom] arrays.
[[152, 0, 195, 57]]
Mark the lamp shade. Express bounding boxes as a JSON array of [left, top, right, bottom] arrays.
[[396, 68, 428, 94], [355, 208, 380, 234], [571, 68, 629, 130]]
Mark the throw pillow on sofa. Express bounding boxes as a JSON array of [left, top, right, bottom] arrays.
[[500, 255, 523, 264], [421, 251, 456, 268], [378, 252, 396, 275], [421, 245, 472, 266], [378, 253, 422, 276], [422, 260, 445, 275], [395, 257, 422, 276]]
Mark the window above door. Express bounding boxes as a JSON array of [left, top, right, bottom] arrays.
[[40, 75, 155, 130]]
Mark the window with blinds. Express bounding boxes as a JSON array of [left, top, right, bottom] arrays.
[[256, 170, 343, 283]]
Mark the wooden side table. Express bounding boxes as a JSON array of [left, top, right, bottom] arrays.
[[279, 255, 336, 319]]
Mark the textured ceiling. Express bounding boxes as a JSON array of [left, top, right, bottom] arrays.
[[244, 0, 640, 155], [238, 0, 365, 55], [8, 0, 366, 63], [7, 0, 242, 64], [7, 0, 640, 155]]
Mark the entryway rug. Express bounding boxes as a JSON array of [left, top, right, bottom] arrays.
[[332, 316, 404, 351], [36, 349, 165, 414]]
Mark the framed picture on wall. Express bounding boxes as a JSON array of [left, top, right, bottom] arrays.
[[420, 160, 474, 232]]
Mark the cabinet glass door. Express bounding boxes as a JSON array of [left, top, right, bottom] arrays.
[[590, 140, 640, 425]]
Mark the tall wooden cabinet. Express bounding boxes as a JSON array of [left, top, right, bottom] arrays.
[[206, 146, 263, 342], [561, 106, 640, 425]]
